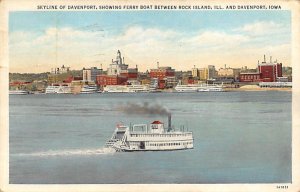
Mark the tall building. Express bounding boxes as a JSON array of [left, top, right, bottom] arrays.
[[207, 65, 216, 79], [150, 66, 176, 89], [258, 55, 282, 82], [83, 67, 101, 82], [96, 50, 137, 87], [107, 50, 129, 76], [239, 55, 283, 82], [192, 66, 199, 77], [198, 68, 208, 80]]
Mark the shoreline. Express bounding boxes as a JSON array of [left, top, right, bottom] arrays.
[[9, 87, 293, 95], [224, 87, 292, 92], [158, 87, 292, 93]]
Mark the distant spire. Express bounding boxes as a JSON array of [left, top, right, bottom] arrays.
[[116, 50, 122, 64]]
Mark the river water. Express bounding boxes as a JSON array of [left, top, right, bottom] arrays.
[[9, 91, 291, 184]]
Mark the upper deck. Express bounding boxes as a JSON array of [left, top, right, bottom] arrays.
[[127, 132, 193, 141]]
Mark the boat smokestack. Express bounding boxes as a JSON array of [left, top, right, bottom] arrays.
[[168, 114, 172, 131], [264, 55, 266, 63]]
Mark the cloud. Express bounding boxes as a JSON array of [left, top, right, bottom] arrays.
[[234, 21, 287, 36], [184, 31, 249, 50], [9, 24, 291, 73]]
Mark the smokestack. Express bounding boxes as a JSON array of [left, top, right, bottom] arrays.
[[264, 55, 266, 63], [258, 60, 259, 65], [270, 56, 272, 63], [123, 57, 125, 63], [168, 114, 172, 132]]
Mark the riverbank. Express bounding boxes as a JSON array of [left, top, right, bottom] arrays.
[[224, 87, 292, 92], [159, 87, 292, 93]]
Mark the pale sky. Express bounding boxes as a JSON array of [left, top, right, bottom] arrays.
[[9, 11, 291, 73]]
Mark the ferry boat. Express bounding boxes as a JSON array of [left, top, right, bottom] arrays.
[[103, 85, 150, 93], [175, 84, 224, 92], [105, 115, 193, 152], [45, 84, 72, 94], [9, 90, 30, 95], [80, 85, 98, 94]]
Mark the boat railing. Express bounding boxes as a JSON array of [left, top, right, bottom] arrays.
[[129, 132, 193, 138]]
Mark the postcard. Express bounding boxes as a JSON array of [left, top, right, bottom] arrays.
[[0, 0, 299, 191]]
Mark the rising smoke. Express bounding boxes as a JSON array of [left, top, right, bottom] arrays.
[[117, 102, 170, 116]]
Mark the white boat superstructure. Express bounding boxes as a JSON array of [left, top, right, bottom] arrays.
[[174, 84, 201, 92], [103, 85, 150, 93], [103, 85, 128, 93], [105, 115, 193, 152], [175, 84, 224, 92], [127, 84, 150, 92], [80, 85, 98, 94], [197, 84, 224, 92], [9, 90, 30, 95], [45, 84, 72, 94]]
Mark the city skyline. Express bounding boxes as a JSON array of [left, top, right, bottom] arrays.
[[9, 10, 291, 73]]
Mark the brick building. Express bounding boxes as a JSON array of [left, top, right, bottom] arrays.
[[96, 75, 128, 86], [150, 66, 175, 89], [239, 55, 283, 82], [150, 66, 175, 80], [239, 73, 261, 82]]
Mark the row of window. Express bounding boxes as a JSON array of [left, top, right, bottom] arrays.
[[130, 133, 191, 137], [148, 141, 193, 147], [241, 75, 260, 80]]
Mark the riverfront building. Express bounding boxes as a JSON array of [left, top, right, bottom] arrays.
[[150, 66, 175, 80], [218, 65, 241, 80], [208, 65, 217, 79], [191, 66, 214, 81], [150, 66, 176, 89], [258, 56, 282, 82], [83, 67, 102, 82], [239, 55, 283, 82], [96, 75, 128, 86], [97, 50, 138, 87]]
